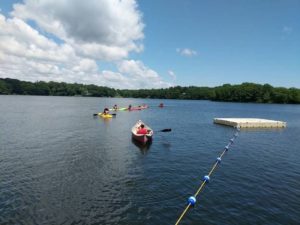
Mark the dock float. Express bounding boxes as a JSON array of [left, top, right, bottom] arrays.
[[214, 118, 286, 128]]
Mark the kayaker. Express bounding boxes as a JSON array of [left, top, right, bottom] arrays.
[[128, 104, 132, 110], [113, 104, 118, 110], [159, 103, 164, 107], [137, 124, 148, 134], [103, 108, 109, 114]]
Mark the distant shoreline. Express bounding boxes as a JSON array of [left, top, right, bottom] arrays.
[[1, 78, 300, 104]]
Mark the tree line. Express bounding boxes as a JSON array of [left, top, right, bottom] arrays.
[[0, 78, 116, 97], [1, 78, 300, 104]]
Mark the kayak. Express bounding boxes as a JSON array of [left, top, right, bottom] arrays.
[[129, 105, 149, 111], [98, 113, 113, 118], [109, 107, 127, 111], [131, 120, 153, 144]]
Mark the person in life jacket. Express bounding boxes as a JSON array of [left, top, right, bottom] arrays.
[[103, 108, 109, 115], [137, 124, 148, 134]]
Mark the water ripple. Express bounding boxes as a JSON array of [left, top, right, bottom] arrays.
[[1, 96, 300, 225]]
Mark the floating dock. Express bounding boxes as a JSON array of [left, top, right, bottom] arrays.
[[214, 118, 287, 128]]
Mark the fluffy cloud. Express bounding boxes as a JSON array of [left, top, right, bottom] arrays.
[[168, 70, 176, 81], [0, 0, 170, 89], [11, 0, 144, 61], [0, 13, 97, 82], [117, 60, 171, 89], [176, 48, 197, 57], [0, 15, 75, 62], [72, 59, 98, 73]]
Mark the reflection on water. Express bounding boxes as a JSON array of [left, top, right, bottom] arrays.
[[131, 137, 152, 153], [161, 141, 172, 150]]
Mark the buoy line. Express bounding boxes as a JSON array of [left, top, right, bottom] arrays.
[[174, 128, 240, 225]]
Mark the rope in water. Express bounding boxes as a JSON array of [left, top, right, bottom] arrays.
[[174, 128, 240, 225]]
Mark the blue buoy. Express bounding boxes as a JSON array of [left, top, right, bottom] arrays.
[[203, 175, 210, 182], [188, 196, 196, 206], [216, 157, 221, 163], [224, 146, 229, 151]]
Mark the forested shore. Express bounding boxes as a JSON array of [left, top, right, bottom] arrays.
[[1, 78, 300, 104]]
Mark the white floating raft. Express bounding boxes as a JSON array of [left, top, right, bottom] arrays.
[[214, 118, 287, 128]]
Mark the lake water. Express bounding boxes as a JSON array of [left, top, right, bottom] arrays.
[[0, 95, 299, 225]]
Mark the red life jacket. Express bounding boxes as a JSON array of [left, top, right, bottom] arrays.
[[137, 128, 148, 134]]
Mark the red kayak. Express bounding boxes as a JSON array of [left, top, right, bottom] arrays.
[[128, 105, 148, 111]]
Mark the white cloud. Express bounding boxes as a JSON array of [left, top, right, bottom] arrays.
[[101, 71, 133, 89], [0, 14, 78, 64], [0, 1, 171, 89], [168, 70, 176, 81], [0, 14, 79, 82], [11, 0, 144, 61], [118, 60, 158, 79], [117, 60, 172, 89], [176, 48, 197, 57], [72, 58, 98, 73]]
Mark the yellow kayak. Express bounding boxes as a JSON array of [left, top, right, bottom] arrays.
[[98, 113, 113, 118]]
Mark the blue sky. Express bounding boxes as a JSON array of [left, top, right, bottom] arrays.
[[137, 0, 300, 87], [0, 0, 299, 88]]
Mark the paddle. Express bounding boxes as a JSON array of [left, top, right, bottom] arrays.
[[156, 128, 172, 132], [93, 113, 117, 116]]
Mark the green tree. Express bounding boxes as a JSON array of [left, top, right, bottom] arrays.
[[0, 80, 10, 94]]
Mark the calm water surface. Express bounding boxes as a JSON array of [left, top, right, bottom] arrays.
[[0, 96, 299, 225]]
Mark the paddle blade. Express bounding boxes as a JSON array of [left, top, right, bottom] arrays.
[[93, 113, 98, 116], [160, 128, 172, 132]]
